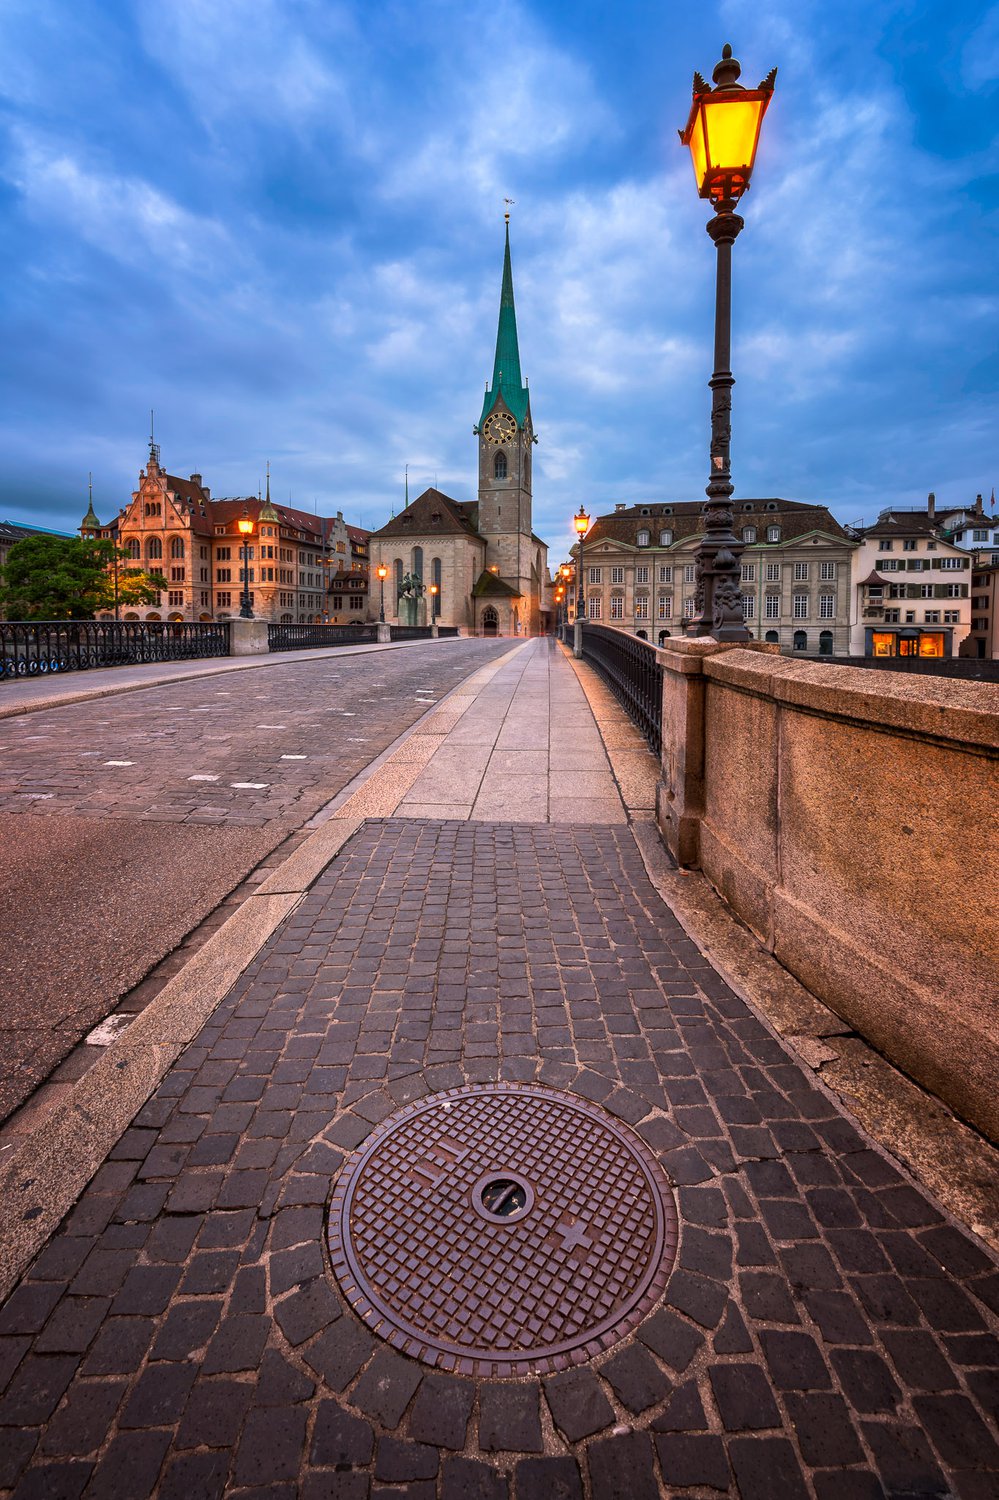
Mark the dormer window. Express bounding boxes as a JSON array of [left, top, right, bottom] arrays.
[[766, 526, 780, 543], [641, 507, 650, 516], [742, 527, 757, 543], [659, 530, 673, 546], [743, 503, 755, 512], [431, 512, 441, 524], [766, 502, 778, 512], [636, 529, 650, 547]]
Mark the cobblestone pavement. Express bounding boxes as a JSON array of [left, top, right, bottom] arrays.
[[1, 819, 995, 1498], [0, 642, 515, 1122], [0, 642, 514, 826]]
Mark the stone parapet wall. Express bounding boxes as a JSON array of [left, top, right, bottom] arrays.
[[657, 639, 999, 1141]]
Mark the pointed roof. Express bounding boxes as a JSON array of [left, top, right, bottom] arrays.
[[479, 222, 530, 429], [372, 487, 484, 542], [472, 569, 521, 598], [81, 499, 101, 529]]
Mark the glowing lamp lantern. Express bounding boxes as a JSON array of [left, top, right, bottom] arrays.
[[376, 562, 388, 623], [237, 515, 254, 538], [429, 582, 439, 620], [680, 44, 775, 204]]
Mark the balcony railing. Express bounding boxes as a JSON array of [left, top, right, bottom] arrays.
[[0, 619, 229, 679], [268, 623, 378, 651], [579, 623, 664, 756]]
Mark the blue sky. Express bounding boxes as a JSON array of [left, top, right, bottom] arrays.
[[1, 0, 996, 561]]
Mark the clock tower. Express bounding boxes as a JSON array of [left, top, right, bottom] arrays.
[[474, 219, 540, 632]]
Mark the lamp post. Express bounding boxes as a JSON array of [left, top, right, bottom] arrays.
[[376, 563, 388, 623], [572, 506, 590, 658], [429, 582, 439, 621], [680, 43, 775, 642], [238, 509, 254, 619]]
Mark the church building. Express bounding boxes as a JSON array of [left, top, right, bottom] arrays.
[[370, 223, 550, 635]]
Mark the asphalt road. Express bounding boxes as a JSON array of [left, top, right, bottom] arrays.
[[0, 640, 513, 1122]]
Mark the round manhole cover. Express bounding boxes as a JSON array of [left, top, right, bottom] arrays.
[[326, 1083, 678, 1376]]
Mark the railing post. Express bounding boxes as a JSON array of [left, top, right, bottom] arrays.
[[229, 619, 270, 656]]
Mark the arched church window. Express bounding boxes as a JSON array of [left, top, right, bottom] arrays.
[[125, 538, 140, 560], [432, 556, 442, 608], [146, 537, 163, 560], [170, 537, 185, 558], [412, 547, 423, 580], [394, 559, 403, 602], [494, 451, 507, 479]]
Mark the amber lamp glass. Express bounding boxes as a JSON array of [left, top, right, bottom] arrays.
[[573, 506, 589, 537], [429, 584, 438, 595], [681, 45, 774, 202], [376, 564, 388, 580], [237, 516, 254, 536]]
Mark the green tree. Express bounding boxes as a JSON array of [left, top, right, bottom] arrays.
[[0, 535, 166, 620]]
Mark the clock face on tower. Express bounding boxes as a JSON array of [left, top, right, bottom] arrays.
[[482, 411, 517, 445]]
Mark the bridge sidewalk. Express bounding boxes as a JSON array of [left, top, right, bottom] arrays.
[[0, 642, 996, 1498]]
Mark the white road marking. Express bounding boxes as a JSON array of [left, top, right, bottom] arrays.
[[104, 760, 134, 766], [188, 774, 220, 781], [257, 724, 287, 729], [231, 781, 269, 789], [281, 754, 307, 760]]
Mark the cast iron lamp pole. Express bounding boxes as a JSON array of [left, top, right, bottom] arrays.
[[680, 44, 775, 642], [238, 509, 254, 619], [429, 583, 439, 621], [573, 508, 589, 619], [376, 563, 388, 623]]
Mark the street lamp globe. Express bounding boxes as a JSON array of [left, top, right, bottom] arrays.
[[680, 45, 775, 204], [573, 507, 589, 539]]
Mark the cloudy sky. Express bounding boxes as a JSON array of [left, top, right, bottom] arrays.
[[1, 0, 996, 560]]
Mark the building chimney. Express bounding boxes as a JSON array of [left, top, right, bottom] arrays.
[[927, 491, 935, 519], [975, 492, 984, 517], [190, 473, 202, 487], [615, 502, 627, 513]]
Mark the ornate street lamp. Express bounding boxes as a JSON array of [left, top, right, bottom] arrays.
[[679, 44, 775, 641], [376, 563, 388, 623], [429, 582, 439, 621], [573, 507, 590, 620], [237, 509, 254, 619]]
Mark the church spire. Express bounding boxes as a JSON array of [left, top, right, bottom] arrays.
[[81, 471, 101, 531], [479, 219, 529, 429]]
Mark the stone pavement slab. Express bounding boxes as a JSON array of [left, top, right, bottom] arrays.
[[394, 641, 628, 824], [1, 818, 995, 1498]]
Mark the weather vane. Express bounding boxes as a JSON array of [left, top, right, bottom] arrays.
[[504, 197, 515, 223]]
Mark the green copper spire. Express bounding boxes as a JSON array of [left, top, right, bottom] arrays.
[[81, 472, 101, 530], [479, 220, 530, 429]]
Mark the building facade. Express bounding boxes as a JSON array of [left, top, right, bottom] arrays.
[[851, 502, 973, 658], [82, 445, 369, 624], [369, 222, 549, 635], [577, 500, 856, 653]]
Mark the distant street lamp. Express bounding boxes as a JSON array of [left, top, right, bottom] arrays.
[[376, 562, 388, 623], [238, 509, 254, 619], [429, 582, 439, 621], [573, 508, 590, 619], [680, 43, 775, 642]]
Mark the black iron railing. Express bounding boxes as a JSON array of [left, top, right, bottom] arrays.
[[389, 625, 433, 640], [580, 623, 664, 755], [0, 619, 230, 679], [267, 623, 378, 651]]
